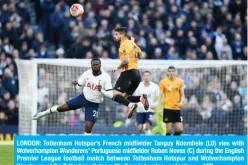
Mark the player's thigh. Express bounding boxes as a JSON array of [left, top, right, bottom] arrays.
[[163, 109, 174, 123], [174, 110, 183, 123], [136, 113, 145, 125], [66, 94, 87, 110], [126, 70, 141, 95], [84, 103, 99, 123], [114, 72, 130, 93], [174, 110, 183, 131], [144, 112, 154, 126]]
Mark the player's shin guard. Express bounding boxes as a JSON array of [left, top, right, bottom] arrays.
[[113, 95, 131, 106]]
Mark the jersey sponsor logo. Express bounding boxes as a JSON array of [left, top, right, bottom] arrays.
[[86, 82, 100, 91]]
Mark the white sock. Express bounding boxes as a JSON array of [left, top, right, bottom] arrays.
[[39, 106, 58, 117], [50, 105, 58, 113], [145, 129, 151, 135], [84, 132, 92, 135]]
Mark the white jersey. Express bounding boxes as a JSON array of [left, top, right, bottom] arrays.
[[134, 81, 159, 113], [77, 69, 112, 103]]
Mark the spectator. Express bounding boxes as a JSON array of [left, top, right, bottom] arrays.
[[232, 33, 244, 60], [6, 100, 18, 125], [218, 38, 233, 60], [2, 68, 18, 98]]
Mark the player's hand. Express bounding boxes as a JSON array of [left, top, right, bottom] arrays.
[[72, 80, 77, 86], [177, 102, 183, 108], [96, 83, 102, 92], [158, 108, 163, 116]]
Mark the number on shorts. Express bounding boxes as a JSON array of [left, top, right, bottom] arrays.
[[93, 110, 98, 118]]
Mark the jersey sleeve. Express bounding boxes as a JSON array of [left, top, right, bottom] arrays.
[[159, 80, 166, 93], [151, 84, 160, 108], [103, 74, 112, 90], [155, 84, 160, 97], [76, 72, 86, 90]]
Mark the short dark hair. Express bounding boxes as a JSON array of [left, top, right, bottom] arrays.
[[91, 58, 101, 64], [114, 27, 128, 36], [168, 66, 176, 70], [142, 70, 151, 75]]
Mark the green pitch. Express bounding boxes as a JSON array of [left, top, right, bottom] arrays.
[[0, 144, 14, 165]]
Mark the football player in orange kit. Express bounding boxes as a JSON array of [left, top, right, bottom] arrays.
[[112, 27, 149, 118], [158, 66, 185, 136]]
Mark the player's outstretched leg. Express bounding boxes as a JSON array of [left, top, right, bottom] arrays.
[[127, 94, 149, 110], [112, 92, 137, 118], [32, 104, 71, 120]]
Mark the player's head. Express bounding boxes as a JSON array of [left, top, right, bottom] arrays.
[[142, 71, 152, 83], [91, 58, 101, 73], [167, 66, 176, 78], [113, 27, 128, 42]]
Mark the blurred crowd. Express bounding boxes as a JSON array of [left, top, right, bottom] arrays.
[[0, 0, 247, 133]]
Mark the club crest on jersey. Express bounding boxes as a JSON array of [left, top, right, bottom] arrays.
[[87, 82, 99, 91]]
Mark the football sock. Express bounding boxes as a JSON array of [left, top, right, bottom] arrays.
[[127, 96, 140, 102], [145, 129, 151, 135], [174, 131, 182, 136], [113, 95, 131, 106], [84, 132, 92, 135], [51, 105, 59, 113]]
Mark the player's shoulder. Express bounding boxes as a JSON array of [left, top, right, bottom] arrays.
[[101, 70, 109, 76], [160, 78, 168, 83], [101, 70, 111, 79], [120, 39, 132, 48], [149, 81, 158, 86], [176, 77, 184, 84], [84, 69, 92, 75]]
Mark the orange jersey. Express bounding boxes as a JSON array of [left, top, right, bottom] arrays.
[[119, 39, 141, 71], [159, 77, 184, 110]]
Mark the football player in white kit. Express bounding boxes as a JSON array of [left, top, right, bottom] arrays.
[[32, 58, 114, 135], [134, 71, 159, 135]]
